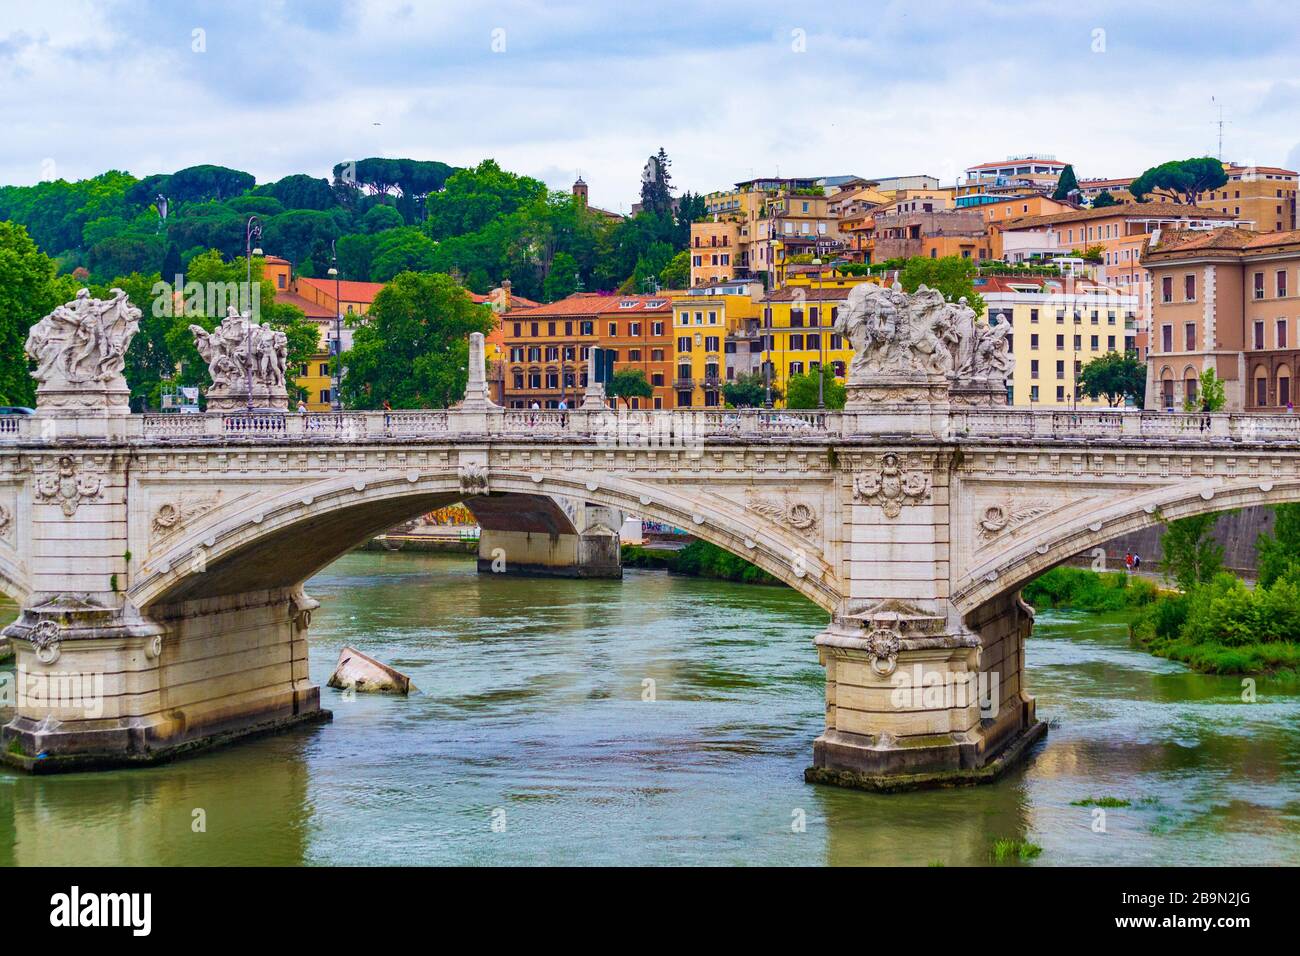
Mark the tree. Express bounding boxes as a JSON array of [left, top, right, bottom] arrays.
[[1091, 190, 1119, 208], [369, 227, 440, 281], [258, 174, 338, 211], [722, 372, 770, 408], [0, 221, 75, 406], [639, 147, 674, 216], [659, 250, 690, 289], [1079, 350, 1146, 407], [339, 271, 495, 409], [1184, 367, 1226, 412], [1160, 514, 1225, 592], [1129, 157, 1227, 206], [542, 251, 579, 301], [785, 367, 846, 409], [898, 256, 985, 315], [1257, 504, 1300, 588], [91, 271, 173, 409], [1052, 164, 1079, 201], [606, 368, 653, 407]]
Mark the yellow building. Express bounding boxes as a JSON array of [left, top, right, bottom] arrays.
[[975, 273, 1139, 407], [692, 177, 845, 288], [671, 269, 882, 406]]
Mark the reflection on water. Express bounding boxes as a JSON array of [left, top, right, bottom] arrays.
[[1, 555, 1297, 866]]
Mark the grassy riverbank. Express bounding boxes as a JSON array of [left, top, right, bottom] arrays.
[[622, 541, 782, 585], [1023, 566, 1300, 676]]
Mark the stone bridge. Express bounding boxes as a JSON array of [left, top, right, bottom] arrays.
[[3, 289, 1299, 788]]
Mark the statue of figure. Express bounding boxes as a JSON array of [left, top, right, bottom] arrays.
[[24, 288, 142, 393], [188, 307, 289, 408]]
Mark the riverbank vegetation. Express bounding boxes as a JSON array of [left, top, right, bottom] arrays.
[[1026, 506, 1300, 675], [622, 541, 781, 585]]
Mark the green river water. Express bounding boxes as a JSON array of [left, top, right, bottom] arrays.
[[1, 551, 1298, 866]]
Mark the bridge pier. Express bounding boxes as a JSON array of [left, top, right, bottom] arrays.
[[807, 592, 1043, 791], [2, 587, 327, 772], [469, 495, 622, 579]]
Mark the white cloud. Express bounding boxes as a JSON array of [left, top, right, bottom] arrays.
[[1, 0, 1298, 206]]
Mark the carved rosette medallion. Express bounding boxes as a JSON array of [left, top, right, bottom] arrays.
[[28, 620, 62, 665], [863, 626, 902, 676], [34, 456, 104, 516], [745, 492, 819, 536], [151, 493, 222, 542], [977, 503, 1053, 542], [852, 453, 931, 517]]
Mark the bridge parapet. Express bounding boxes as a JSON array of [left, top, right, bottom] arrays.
[[3, 406, 1299, 447]]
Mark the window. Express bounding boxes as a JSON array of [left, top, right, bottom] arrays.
[[1030, 308, 1039, 323], [789, 361, 804, 376], [318, 362, 329, 377], [704, 335, 720, 352], [1030, 359, 1039, 379], [1030, 385, 1039, 402], [1030, 333, 1039, 350], [677, 336, 692, 352], [652, 321, 664, 337], [580, 321, 594, 335], [1279, 319, 1289, 349], [319, 388, 331, 405], [1255, 321, 1266, 350], [1056, 385, 1066, 402], [1257, 376, 1268, 406], [1184, 323, 1196, 351], [1161, 325, 1173, 352], [1056, 334, 1065, 349], [629, 322, 641, 336], [807, 332, 821, 351], [789, 333, 804, 350], [1055, 360, 1065, 378], [1161, 276, 1173, 303], [1090, 335, 1099, 350], [1255, 273, 1265, 299], [651, 348, 664, 362], [608, 322, 618, 337], [1184, 274, 1196, 301], [1279, 270, 1289, 298], [628, 349, 641, 361]]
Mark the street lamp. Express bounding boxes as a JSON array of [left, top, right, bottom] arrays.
[[244, 216, 263, 414], [329, 239, 341, 411]]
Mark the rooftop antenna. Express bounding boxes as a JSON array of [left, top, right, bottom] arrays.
[[1211, 96, 1230, 161]]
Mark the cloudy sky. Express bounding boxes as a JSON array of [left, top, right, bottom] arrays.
[[3, 0, 1300, 209]]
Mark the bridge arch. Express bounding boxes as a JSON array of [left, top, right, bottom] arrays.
[[130, 468, 842, 612], [955, 477, 1300, 614], [0, 552, 27, 605]]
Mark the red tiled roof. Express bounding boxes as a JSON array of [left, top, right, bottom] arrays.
[[1145, 227, 1300, 257], [505, 292, 674, 316], [999, 204, 1236, 231], [277, 291, 334, 319], [298, 277, 386, 304]]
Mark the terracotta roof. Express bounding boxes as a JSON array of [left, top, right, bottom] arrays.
[[277, 291, 334, 319], [508, 293, 673, 316], [1145, 227, 1300, 258], [767, 286, 856, 303], [998, 204, 1237, 231], [298, 277, 386, 304], [974, 275, 1117, 295]]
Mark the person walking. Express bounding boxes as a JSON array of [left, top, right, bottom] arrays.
[[1124, 551, 1134, 574], [1133, 553, 1142, 571]]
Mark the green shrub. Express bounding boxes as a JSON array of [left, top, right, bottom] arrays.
[[1022, 567, 1156, 612]]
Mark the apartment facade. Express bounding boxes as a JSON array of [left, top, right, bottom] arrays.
[[1078, 164, 1298, 233], [692, 177, 843, 287], [502, 293, 673, 409], [1143, 227, 1300, 411], [976, 274, 1138, 407]]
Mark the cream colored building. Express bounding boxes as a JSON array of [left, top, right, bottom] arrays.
[[976, 274, 1138, 406]]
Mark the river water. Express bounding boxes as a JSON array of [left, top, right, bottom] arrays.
[[1, 551, 1297, 866]]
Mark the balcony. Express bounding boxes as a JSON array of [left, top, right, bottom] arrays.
[[673, 377, 695, 390]]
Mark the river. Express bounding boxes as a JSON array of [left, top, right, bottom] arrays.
[[1, 551, 1297, 866]]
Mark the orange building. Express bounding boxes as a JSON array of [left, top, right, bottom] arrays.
[[1143, 227, 1300, 411], [502, 292, 675, 409]]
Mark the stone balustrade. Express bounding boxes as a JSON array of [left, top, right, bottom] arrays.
[[2, 406, 1298, 446]]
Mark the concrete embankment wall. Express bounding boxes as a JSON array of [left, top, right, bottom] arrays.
[[1072, 504, 1276, 576]]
